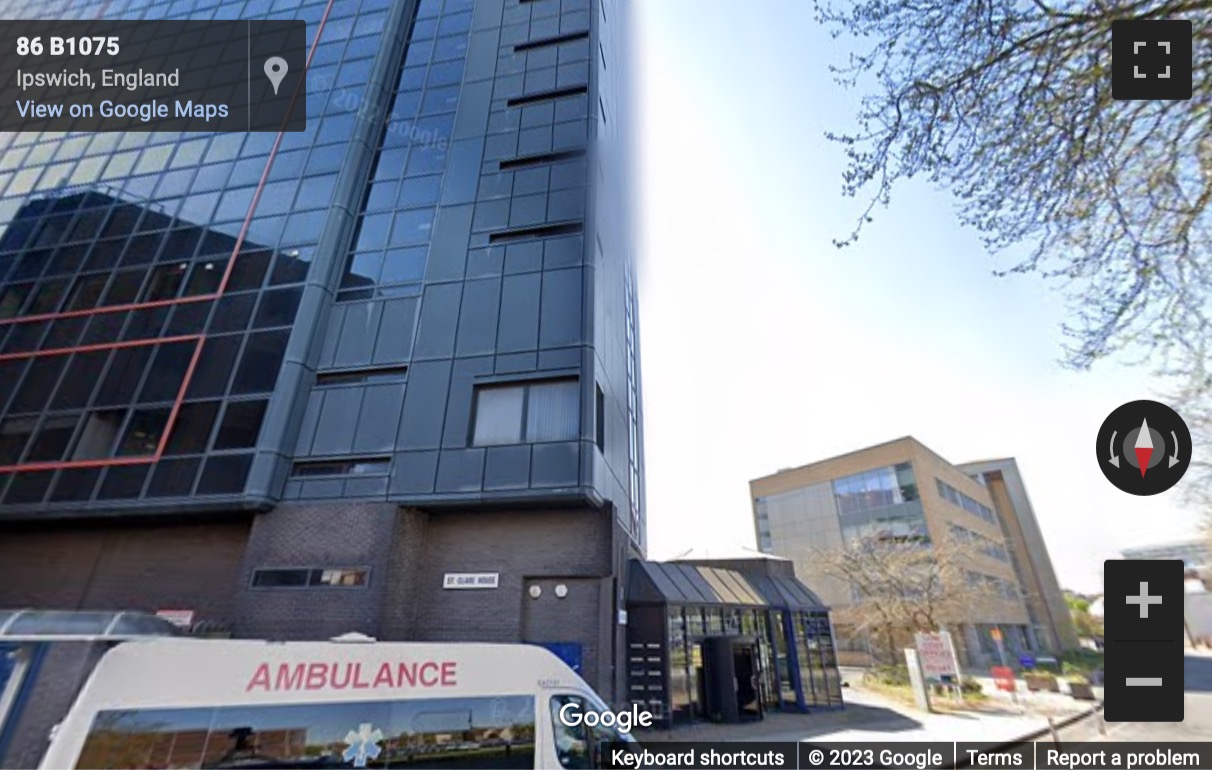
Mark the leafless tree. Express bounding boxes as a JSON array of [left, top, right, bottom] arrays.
[[816, 0, 1212, 428], [813, 533, 1013, 662]]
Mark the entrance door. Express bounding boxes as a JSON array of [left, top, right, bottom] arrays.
[[756, 638, 778, 711], [733, 643, 762, 720]]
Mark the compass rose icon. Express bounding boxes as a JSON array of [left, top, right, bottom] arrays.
[[1097, 400, 1192, 496]]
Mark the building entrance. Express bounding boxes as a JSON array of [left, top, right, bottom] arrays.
[[732, 641, 762, 720], [701, 636, 764, 723]]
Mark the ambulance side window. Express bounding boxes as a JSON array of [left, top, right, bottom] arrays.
[[549, 695, 591, 769]]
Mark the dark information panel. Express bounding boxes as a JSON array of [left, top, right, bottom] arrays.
[[0, 20, 306, 131], [597, 741, 1212, 770]]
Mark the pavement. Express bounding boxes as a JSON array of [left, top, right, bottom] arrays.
[[638, 667, 1099, 745]]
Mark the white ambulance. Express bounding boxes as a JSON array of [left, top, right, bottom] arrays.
[[39, 637, 639, 769]]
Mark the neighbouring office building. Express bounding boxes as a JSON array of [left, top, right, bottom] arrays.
[[750, 437, 1077, 668], [0, 0, 643, 765]]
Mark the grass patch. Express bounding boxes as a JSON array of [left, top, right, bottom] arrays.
[[860, 674, 989, 713]]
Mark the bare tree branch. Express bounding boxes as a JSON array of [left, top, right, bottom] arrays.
[[818, 0, 1212, 416], [812, 533, 1016, 662]]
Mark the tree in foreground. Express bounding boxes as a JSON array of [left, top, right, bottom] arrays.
[[815, 1, 1212, 495], [812, 533, 1015, 663]]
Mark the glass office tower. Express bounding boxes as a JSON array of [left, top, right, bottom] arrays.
[[0, 0, 643, 746]]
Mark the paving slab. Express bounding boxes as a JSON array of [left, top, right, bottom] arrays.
[[639, 683, 1100, 745]]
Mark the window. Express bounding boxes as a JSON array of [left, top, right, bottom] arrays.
[[549, 696, 589, 768], [137, 341, 195, 403], [595, 384, 605, 451], [162, 401, 219, 455], [65, 273, 108, 311], [142, 262, 188, 301], [25, 415, 77, 462], [832, 464, 918, 513], [71, 410, 126, 460], [894, 462, 918, 500], [196, 453, 252, 495], [290, 457, 390, 476], [73, 696, 535, 770], [473, 386, 524, 445], [472, 379, 579, 446], [253, 287, 302, 328], [548, 695, 636, 769], [101, 269, 145, 306], [314, 366, 407, 387], [0, 416, 37, 465], [145, 457, 201, 498], [506, 84, 588, 108], [26, 278, 68, 314], [487, 221, 583, 244], [115, 408, 171, 456], [499, 148, 586, 171], [213, 400, 268, 449], [230, 330, 289, 394], [251, 570, 309, 588], [514, 30, 589, 53], [0, 282, 31, 318], [251, 567, 370, 588], [936, 479, 997, 524]]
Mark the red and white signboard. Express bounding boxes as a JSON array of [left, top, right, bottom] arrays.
[[914, 631, 959, 681], [991, 666, 1016, 692]]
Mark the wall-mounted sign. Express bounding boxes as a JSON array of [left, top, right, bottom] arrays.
[[443, 573, 499, 590]]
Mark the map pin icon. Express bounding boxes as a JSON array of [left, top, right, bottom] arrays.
[[264, 56, 288, 95]]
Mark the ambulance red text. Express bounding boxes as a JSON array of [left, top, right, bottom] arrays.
[[245, 660, 458, 692]]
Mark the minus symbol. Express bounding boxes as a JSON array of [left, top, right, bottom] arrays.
[[1126, 677, 1163, 686]]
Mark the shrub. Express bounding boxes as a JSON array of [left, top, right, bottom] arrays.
[[863, 665, 910, 686], [961, 676, 983, 694], [1059, 650, 1104, 676]]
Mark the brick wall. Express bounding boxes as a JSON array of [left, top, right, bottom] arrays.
[[0, 503, 630, 768], [379, 507, 429, 639], [0, 520, 251, 768], [403, 508, 609, 635], [521, 576, 605, 687], [0, 518, 250, 623], [392, 507, 621, 695], [233, 501, 399, 641]]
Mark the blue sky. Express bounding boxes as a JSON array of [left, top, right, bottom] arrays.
[[632, 0, 1200, 594]]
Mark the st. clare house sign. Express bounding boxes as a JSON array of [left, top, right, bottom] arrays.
[[442, 572, 500, 590]]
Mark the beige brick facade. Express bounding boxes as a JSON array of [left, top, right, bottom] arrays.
[[750, 437, 1073, 667]]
